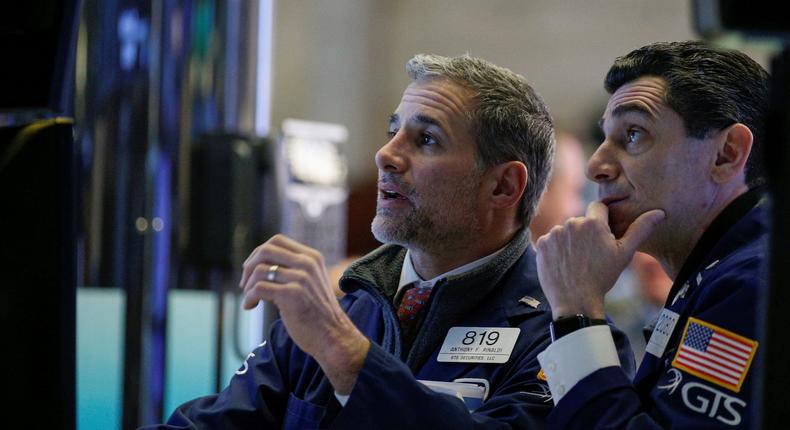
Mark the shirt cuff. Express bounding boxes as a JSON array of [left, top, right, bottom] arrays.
[[334, 391, 350, 406], [537, 324, 621, 404]]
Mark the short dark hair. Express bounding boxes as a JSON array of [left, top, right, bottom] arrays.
[[604, 41, 769, 186], [406, 54, 555, 225]]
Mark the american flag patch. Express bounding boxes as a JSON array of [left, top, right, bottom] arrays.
[[672, 317, 758, 392]]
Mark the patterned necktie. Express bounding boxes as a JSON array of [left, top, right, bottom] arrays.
[[397, 284, 433, 334]]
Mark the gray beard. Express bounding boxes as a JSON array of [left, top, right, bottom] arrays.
[[372, 169, 484, 252], [370, 204, 480, 253], [371, 206, 435, 247]]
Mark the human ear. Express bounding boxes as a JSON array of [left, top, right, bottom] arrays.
[[490, 161, 528, 209], [711, 123, 752, 184]]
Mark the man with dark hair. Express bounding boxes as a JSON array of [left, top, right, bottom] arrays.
[[142, 53, 633, 429], [535, 41, 769, 429]]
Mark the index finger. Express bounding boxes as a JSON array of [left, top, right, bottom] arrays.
[[586, 200, 609, 222]]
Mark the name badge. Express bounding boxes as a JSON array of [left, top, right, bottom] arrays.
[[437, 327, 520, 363], [645, 308, 680, 358]]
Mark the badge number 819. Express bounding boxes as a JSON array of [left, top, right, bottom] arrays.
[[438, 327, 521, 364], [463, 329, 500, 346]]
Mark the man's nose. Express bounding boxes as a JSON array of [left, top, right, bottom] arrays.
[[586, 141, 619, 183], [375, 132, 408, 173]]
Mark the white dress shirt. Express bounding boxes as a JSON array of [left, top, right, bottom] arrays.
[[536, 325, 621, 403]]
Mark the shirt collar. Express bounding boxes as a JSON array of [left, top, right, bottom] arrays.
[[397, 245, 506, 294]]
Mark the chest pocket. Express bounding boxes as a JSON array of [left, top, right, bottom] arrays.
[[283, 393, 326, 430]]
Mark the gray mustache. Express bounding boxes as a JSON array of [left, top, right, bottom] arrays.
[[378, 174, 416, 197]]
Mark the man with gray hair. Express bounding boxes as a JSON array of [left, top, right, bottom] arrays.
[[143, 54, 632, 429]]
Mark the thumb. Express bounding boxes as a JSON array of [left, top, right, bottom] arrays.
[[620, 209, 666, 254]]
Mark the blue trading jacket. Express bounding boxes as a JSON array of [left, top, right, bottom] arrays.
[[142, 229, 634, 429], [547, 189, 768, 430]]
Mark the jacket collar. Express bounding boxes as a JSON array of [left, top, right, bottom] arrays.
[[397, 245, 506, 293], [339, 228, 545, 369], [665, 186, 766, 307]]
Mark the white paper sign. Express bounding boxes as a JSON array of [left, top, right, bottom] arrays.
[[419, 379, 488, 411], [645, 308, 680, 358], [437, 327, 520, 363]]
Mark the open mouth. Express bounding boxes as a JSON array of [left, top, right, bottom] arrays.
[[381, 189, 407, 200]]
